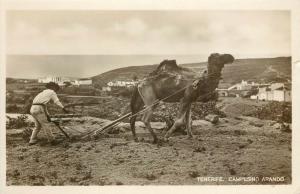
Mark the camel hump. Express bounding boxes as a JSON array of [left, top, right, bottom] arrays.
[[158, 59, 178, 71], [150, 59, 180, 76]]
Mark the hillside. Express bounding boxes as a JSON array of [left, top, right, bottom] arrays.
[[92, 57, 291, 87]]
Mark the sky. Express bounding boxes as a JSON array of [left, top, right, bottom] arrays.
[[6, 10, 291, 78]]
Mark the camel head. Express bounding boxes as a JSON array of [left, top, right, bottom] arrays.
[[207, 53, 234, 77]]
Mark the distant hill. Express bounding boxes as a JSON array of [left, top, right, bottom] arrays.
[[92, 57, 291, 87]]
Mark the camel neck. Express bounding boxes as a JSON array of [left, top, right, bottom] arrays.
[[206, 72, 222, 89], [207, 72, 221, 80]]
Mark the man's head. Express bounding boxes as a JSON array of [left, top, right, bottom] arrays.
[[46, 82, 60, 92]]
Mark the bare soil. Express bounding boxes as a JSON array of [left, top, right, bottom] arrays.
[[6, 114, 291, 185]]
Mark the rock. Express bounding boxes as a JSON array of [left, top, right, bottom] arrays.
[[145, 173, 157, 180], [7, 129, 24, 137], [249, 121, 264, 127], [17, 155, 24, 160], [12, 169, 20, 177], [280, 123, 291, 133], [234, 129, 247, 136], [234, 116, 243, 120], [193, 146, 206, 153], [110, 142, 128, 149], [273, 123, 282, 129], [189, 171, 199, 178], [237, 116, 264, 127], [151, 122, 166, 130], [229, 168, 236, 175], [69, 176, 79, 183], [82, 170, 92, 180], [116, 181, 124, 185], [193, 120, 213, 127], [268, 121, 277, 126], [205, 114, 219, 124], [116, 123, 131, 131]]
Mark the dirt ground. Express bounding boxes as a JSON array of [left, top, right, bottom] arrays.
[[6, 113, 291, 185]]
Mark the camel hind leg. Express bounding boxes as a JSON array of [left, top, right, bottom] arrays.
[[130, 87, 144, 141], [142, 107, 158, 143], [139, 85, 159, 143]]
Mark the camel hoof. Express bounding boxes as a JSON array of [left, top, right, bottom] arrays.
[[163, 137, 169, 142], [133, 137, 139, 142], [186, 135, 194, 139]]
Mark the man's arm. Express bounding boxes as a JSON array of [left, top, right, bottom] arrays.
[[50, 92, 64, 109]]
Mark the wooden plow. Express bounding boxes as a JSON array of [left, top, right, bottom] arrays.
[[81, 112, 132, 140], [48, 102, 103, 140]]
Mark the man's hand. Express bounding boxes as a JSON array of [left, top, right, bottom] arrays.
[[62, 107, 69, 113]]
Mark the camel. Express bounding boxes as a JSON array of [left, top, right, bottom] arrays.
[[129, 53, 234, 143]]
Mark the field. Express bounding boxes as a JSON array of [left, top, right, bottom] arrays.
[[6, 97, 291, 185], [5, 55, 292, 185]]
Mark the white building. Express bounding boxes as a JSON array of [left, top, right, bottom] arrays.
[[227, 80, 260, 91], [250, 83, 291, 102], [107, 80, 137, 87], [74, 78, 92, 86], [102, 86, 112, 92], [38, 76, 70, 86]]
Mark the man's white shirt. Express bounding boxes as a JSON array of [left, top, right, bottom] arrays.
[[32, 89, 64, 108]]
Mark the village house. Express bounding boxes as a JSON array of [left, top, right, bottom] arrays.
[[250, 83, 291, 102], [38, 76, 92, 86], [107, 80, 137, 88], [102, 86, 112, 92], [227, 80, 260, 90], [38, 76, 71, 86], [73, 78, 93, 86], [217, 80, 262, 97]]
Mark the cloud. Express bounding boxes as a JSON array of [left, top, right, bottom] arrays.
[[111, 18, 148, 36], [6, 10, 290, 57]]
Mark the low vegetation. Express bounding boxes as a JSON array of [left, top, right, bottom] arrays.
[[246, 101, 291, 123], [6, 114, 34, 129]]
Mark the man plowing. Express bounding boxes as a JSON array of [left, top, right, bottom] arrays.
[[28, 82, 69, 145]]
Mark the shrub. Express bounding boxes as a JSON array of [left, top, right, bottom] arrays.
[[6, 114, 34, 129], [247, 101, 291, 123]]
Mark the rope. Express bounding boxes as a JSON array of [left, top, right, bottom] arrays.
[[81, 85, 191, 138], [81, 81, 216, 138], [81, 69, 223, 138]]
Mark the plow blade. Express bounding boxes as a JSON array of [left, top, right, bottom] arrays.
[[82, 112, 132, 139]]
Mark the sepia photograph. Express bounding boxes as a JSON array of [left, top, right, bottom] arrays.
[[1, 0, 299, 193]]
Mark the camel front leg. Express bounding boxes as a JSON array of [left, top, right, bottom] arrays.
[[164, 112, 186, 140], [164, 99, 192, 140]]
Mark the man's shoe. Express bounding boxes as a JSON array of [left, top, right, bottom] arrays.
[[28, 139, 38, 146]]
